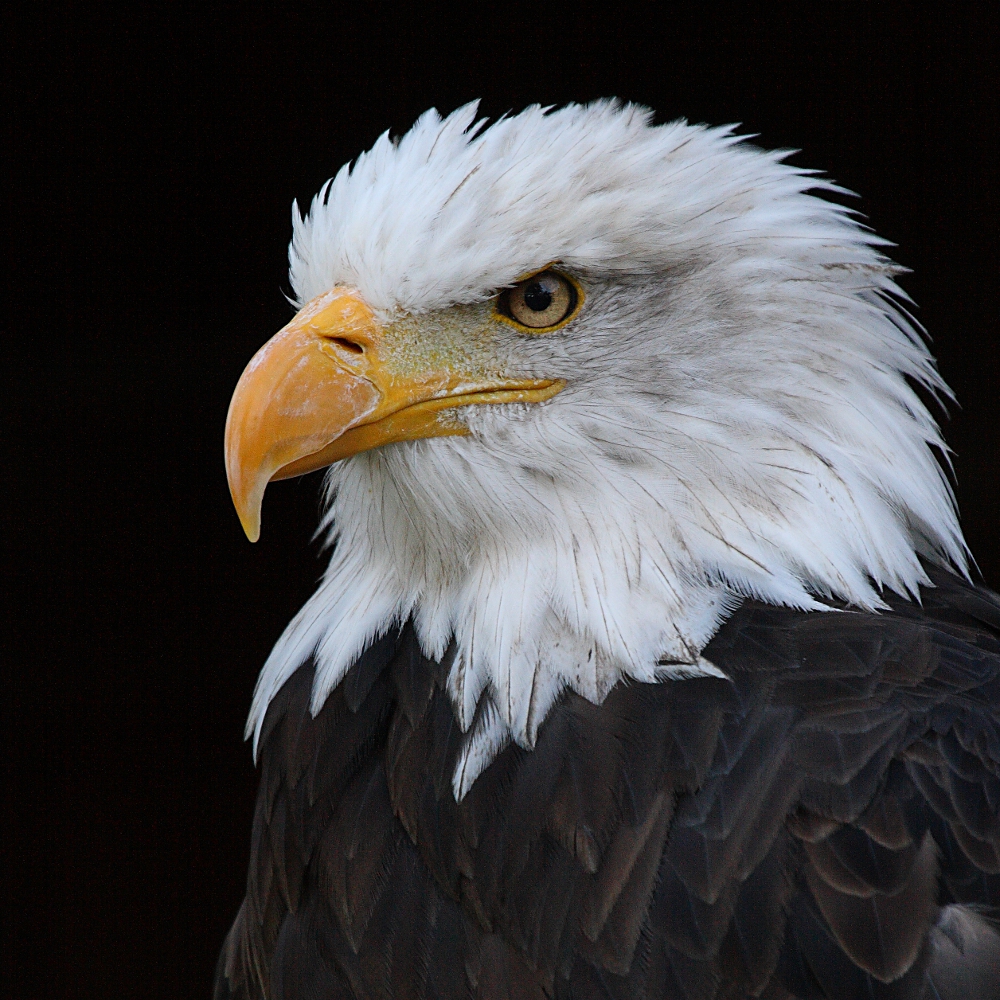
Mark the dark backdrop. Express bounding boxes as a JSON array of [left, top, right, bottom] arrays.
[[6, 7, 998, 998]]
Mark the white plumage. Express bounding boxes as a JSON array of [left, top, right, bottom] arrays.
[[247, 101, 966, 797]]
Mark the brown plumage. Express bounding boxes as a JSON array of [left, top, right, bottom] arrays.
[[215, 567, 1000, 999]]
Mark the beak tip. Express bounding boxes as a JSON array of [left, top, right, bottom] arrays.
[[234, 493, 263, 543], [228, 470, 264, 544]]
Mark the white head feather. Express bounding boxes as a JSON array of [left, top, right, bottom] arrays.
[[247, 101, 967, 796]]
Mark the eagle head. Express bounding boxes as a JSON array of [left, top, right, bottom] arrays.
[[225, 101, 965, 796]]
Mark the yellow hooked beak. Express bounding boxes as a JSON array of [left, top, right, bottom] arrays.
[[225, 288, 563, 541]]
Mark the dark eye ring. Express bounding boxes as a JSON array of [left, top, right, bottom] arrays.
[[495, 270, 582, 333]]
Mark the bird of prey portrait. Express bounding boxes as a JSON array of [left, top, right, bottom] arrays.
[[214, 102, 1000, 1000]]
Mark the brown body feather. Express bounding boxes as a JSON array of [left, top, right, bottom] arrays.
[[216, 568, 1000, 999]]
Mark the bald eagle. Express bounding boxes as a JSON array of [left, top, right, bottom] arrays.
[[215, 103, 1000, 1000]]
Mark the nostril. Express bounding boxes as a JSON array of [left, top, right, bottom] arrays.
[[329, 337, 364, 355]]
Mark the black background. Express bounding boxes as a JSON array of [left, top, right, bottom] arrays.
[[6, 7, 998, 998]]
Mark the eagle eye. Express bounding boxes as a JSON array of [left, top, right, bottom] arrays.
[[495, 270, 582, 333]]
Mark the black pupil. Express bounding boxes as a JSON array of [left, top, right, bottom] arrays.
[[523, 280, 553, 312]]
